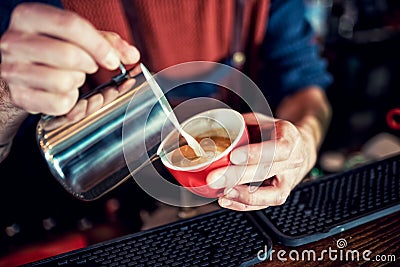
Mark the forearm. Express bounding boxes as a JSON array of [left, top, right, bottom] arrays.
[[0, 77, 28, 162], [275, 86, 331, 166]]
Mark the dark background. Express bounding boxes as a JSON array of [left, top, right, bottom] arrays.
[[322, 0, 400, 152]]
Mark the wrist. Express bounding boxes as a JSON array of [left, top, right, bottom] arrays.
[[277, 86, 332, 148], [296, 117, 322, 171], [296, 115, 321, 148]]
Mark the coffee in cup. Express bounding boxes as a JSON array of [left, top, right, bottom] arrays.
[[157, 108, 248, 198]]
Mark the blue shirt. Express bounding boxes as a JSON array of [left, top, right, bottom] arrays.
[[260, 0, 333, 106]]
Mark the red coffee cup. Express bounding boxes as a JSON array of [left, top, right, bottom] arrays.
[[157, 108, 249, 198]]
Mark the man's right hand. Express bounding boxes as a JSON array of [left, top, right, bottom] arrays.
[[0, 2, 140, 116]]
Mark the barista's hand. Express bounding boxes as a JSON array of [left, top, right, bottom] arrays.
[[0, 3, 140, 116], [206, 112, 317, 211]]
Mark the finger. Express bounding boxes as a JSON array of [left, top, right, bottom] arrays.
[[85, 93, 104, 115], [101, 31, 140, 65], [42, 116, 69, 131], [128, 64, 143, 77], [230, 141, 274, 165], [207, 160, 295, 189], [218, 197, 268, 211], [230, 120, 299, 165], [101, 86, 119, 106], [9, 3, 120, 69], [117, 78, 137, 95], [242, 112, 277, 126], [101, 78, 137, 106], [207, 165, 246, 189], [1, 32, 98, 73], [223, 183, 291, 207], [65, 99, 88, 123], [242, 112, 276, 143], [9, 84, 78, 115], [1, 62, 86, 94]]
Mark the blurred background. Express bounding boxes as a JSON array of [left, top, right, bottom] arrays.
[[316, 0, 400, 172], [1, 0, 400, 265]]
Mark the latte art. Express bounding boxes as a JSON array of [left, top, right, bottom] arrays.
[[170, 135, 231, 167]]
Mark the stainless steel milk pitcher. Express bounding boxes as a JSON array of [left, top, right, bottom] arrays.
[[36, 66, 174, 200]]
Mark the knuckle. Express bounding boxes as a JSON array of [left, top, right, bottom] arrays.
[[54, 92, 77, 115], [277, 120, 298, 139], [273, 195, 283, 205], [56, 74, 74, 93], [66, 112, 80, 123], [9, 86, 29, 110], [61, 48, 92, 72], [105, 31, 121, 42], [65, 108, 81, 122], [59, 47, 79, 68], [293, 155, 305, 167], [9, 87, 22, 106], [0, 33, 12, 50], [55, 99, 72, 115], [248, 146, 261, 163], [262, 163, 273, 174], [0, 32, 24, 55], [74, 72, 86, 87], [93, 40, 112, 59], [276, 120, 289, 131], [66, 72, 85, 91], [53, 74, 72, 92], [273, 192, 288, 205], [11, 4, 30, 23], [1, 63, 20, 80], [248, 193, 258, 205], [278, 139, 292, 159], [279, 119, 295, 129], [280, 138, 291, 149], [280, 191, 290, 205], [58, 12, 82, 32]]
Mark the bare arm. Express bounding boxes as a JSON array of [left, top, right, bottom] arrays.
[[0, 76, 27, 162], [275, 85, 332, 170], [207, 86, 332, 211]]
